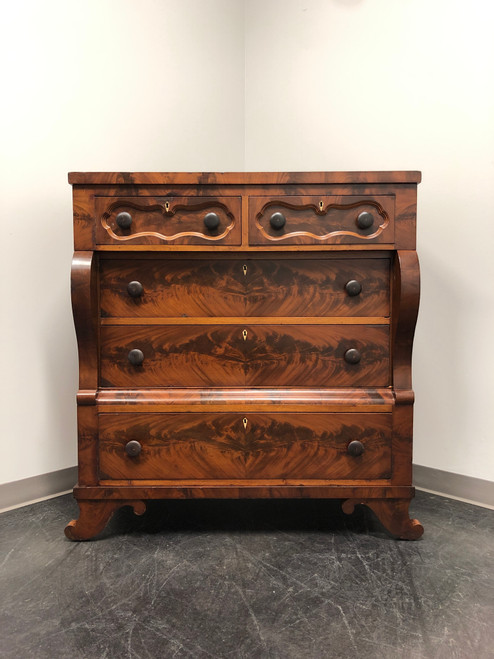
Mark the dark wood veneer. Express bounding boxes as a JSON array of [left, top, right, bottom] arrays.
[[249, 195, 395, 245], [66, 171, 422, 541], [99, 412, 392, 480], [95, 196, 242, 246], [68, 171, 422, 185], [100, 324, 390, 388], [100, 257, 390, 319]]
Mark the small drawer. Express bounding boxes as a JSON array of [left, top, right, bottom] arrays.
[[100, 324, 390, 388], [99, 257, 390, 318], [94, 196, 241, 245], [99, 412, 392, 480], [249, 195, 394, 245]]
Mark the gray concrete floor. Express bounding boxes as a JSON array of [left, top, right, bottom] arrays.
[[1, 491, 493, 658]]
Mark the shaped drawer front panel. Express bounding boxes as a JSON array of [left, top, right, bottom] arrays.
[[249, 195, 394, 245], [100, 324, 390, 388], [99, 412, 392, 480], [95, 196, 242, 245]]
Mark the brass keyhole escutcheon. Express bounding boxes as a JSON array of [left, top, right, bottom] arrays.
[[243, 264, 248, 276], [242, 417, 248, 430], [319, 200, 324, 211], [242, 329, 248, 341], [165, 201, 170, 212]]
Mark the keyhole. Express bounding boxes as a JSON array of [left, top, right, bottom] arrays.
[[242, 329, 248, 341], [165, 201, 170, 212], [242, 418, 248, 430], [319, 201, 324, 211], [243, 264, 248, 276]]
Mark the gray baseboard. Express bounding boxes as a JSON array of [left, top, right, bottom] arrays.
[[0, 467, 77, 512], [413, 464, 494, 508], [1, 464, 493, 512]]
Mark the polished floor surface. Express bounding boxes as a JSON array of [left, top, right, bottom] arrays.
[[1, 491, 493, 658]]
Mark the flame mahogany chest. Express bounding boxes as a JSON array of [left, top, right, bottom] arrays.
[[66, 171, 423, 540]]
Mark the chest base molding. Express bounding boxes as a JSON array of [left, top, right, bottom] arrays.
[[65, 489, 422, 541]]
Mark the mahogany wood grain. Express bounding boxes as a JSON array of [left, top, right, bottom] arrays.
[[96, 387, 395, 413], [68, 170, 421, 541], [101, 258, 241, 317], [72, 183, 417, 198], [72, 484, 415, 500], [391, 250, 420, 402], [342, 498, 423, 540], [99, 412, 392, 481], [72, 180, 417, 253], [99, 324, 390, 388], [394, 187, 418, 250], [391, 405, 414, 485], [95, 196, 241, 246], [249, 195, 394, 245], [100, 317, 390, 326], [97, 404, 393, 414], [100, 257, 390, 319], [76, 406, 99, 486], [96, 244, 396, 253], [72, 188, 94, 251], [99, 251, 392, 260], [71, 252, 98, 402], [99, 479, 392, 487], [65, 500, 146, 541], [68, 171, 422, 185]]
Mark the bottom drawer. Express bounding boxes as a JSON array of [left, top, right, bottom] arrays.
[[99, 413, 391, 480]]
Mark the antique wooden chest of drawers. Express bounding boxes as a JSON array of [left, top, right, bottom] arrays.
[[66, 171, 423, 540]]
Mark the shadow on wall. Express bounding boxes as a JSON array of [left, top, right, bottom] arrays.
[[413, 244, 467, 468], [40, 219, 78, 473]]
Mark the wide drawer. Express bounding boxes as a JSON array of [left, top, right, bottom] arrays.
[[100, 324, 390, 387], [100, 257, 390, 318], [98, 412, 392, 480], [249, 195, 394, 245], [94, 196, 242, 245]]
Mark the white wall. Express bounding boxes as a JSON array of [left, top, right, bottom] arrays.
[[0, 0, 245, 485], [244, 0, 494, 482], [2, 0, 493, 487]]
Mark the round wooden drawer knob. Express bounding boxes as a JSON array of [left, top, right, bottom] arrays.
[[128, 349, 144, 365], [270, 212, 286, 229], [204, 212, 220, 230], [125, 440, 142, 457], [347, 440, 364, 456], [344, 348, 361, 364], [127, 281, 143, 298], [356, 211, 374, 230], [116, 211, 133, 229], [345, 280, 362, 296]]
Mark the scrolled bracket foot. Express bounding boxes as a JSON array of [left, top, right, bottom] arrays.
[[65, 499, 147, 541], [342, 498, 424, 540]]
